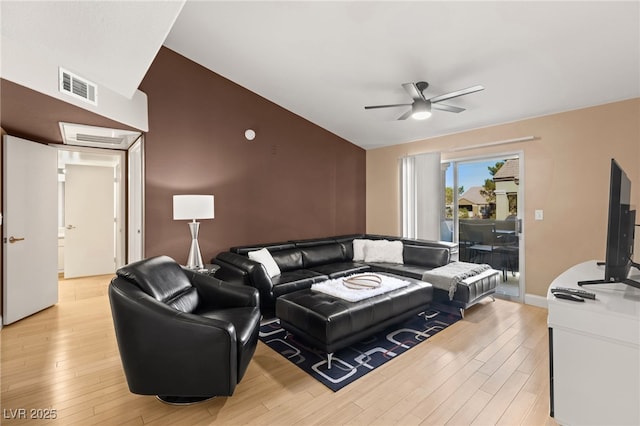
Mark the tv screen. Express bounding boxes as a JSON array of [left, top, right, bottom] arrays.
[[604, 159, 635, 281], [579, 159, 639, 288]]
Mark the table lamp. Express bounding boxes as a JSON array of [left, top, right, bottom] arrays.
[[173, 195, 214, 269]]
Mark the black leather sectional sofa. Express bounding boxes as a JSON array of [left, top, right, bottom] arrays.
[[212, 234, 462, 314]]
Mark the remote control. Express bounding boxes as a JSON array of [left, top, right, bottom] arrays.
[[552, 292, 585, 302], [553, 287, 596, 300]]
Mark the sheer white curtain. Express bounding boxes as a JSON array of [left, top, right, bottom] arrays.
[[401, 152, 443, 240]]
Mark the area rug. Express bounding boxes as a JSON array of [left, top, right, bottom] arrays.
[[259, 304, 461, 392]]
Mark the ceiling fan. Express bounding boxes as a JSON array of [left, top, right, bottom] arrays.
[[364, 81, 484, 120]]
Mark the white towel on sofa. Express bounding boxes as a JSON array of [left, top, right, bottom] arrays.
[[311, 274, 410, 302], [422, 262, 491, 300]]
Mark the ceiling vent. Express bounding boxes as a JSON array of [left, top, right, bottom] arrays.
[[59, 122, 141, 150], [59, 68, 97, 105], [75, 133, 126, 146]]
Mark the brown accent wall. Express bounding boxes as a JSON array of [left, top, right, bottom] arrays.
[[139, 47, 366, 263]]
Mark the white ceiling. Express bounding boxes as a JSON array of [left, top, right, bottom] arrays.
[[0, 1, 185, 99], [164, 1, 640, 149], [2, 1, 639, 150]]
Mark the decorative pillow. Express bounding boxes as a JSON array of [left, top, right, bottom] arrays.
[[363, 240, 404, 264], [352, 239, 372, 262], [248, 248, 281, 278]]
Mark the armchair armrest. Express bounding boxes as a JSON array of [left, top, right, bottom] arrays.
[[184, 270, 259, 309]]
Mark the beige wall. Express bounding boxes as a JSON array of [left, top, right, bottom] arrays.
[[367, 98, 640, 298]]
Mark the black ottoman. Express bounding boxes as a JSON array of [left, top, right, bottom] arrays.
[[275, 273, 433, 368]]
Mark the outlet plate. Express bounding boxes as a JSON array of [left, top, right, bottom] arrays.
[[535, 210, 544, 220]]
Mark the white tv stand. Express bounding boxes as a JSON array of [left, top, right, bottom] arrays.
[[547, 261, 640, 425]]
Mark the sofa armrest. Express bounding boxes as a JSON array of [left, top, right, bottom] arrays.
[[184, 270, 260, 309], [215, 251, 275, 310]]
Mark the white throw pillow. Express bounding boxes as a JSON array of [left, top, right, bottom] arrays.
[[363, 240, 404, 264], [352, 239, 372, 262], [248, 248, 281, 278]]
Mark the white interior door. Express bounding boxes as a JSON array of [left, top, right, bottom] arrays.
[[3, 135, 58, 325], [127, 138, 143, 263], [64, 164, 115, 278]]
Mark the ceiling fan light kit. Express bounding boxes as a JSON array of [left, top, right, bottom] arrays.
[[365, 81, 484, 121], [412, 100, 431, 120]]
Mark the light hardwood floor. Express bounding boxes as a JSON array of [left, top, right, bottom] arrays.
[[1, 275, 558, 425]]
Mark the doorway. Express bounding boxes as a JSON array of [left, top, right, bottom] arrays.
[[443, 153, 524, 301], [57, 147, 126, 278]]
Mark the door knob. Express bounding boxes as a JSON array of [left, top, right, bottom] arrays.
[[8, 236, 25, 243]]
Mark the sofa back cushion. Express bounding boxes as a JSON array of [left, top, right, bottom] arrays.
[[300, 243, 346, 267], [231, 242, 295, 256], [116, 255, 199, 313], [403, 245, 451, 268], [334, 236, 356, 260], [271, 248, 304, 272]]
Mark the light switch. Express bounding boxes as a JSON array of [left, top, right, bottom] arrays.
[[535, 210, 544, 220]]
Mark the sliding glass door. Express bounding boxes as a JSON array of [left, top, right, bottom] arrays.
[[443, 154, 523, 300]]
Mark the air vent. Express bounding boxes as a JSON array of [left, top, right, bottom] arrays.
[[59, 68, 97, 105], [76, 134, 125, 146], [59, 122, 142, 150]]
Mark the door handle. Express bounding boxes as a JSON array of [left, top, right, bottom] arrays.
[[66, 225, 76, 230], [8, 236, 25, 243]]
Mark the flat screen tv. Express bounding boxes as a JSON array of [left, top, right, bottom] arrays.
[[579, 159, 640, 288]]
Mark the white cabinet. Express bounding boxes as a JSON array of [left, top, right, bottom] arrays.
[[547, 261, 640, 426]]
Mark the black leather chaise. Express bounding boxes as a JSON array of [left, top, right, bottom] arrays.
[[108, 255, 261, 404]]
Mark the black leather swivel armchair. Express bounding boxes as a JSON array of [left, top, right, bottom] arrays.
[[109, 255, 261, 404]]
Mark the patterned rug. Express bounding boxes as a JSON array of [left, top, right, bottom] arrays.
[[259, 304, 461, 392]]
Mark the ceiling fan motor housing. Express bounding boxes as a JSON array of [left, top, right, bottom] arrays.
[[416, 81, 429, 93]]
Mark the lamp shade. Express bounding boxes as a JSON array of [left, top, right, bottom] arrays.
[[173, 195, 215, 220]]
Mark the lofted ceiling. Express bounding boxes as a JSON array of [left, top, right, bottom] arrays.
[[1, 1, 639, 150]]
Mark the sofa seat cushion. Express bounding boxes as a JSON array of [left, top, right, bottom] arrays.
[[367, 262, 432, 280], [271, 270, 328, 297], [308, 262, 370, 279]]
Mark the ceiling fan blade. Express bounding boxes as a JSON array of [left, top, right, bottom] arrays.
[[402, 83, 424, 101], [397, 109, 413, 120], [364, 103, 412, 110], [432, 103, 465, 113], [429, 85, 484, 103]]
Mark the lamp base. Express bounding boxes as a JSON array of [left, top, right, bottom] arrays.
[[186, 221, 204, 269]]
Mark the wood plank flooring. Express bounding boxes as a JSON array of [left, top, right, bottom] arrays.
[[1, 275, 558, 425]]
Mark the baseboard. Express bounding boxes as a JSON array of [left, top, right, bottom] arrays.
[[525, 293, 548, 309]]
